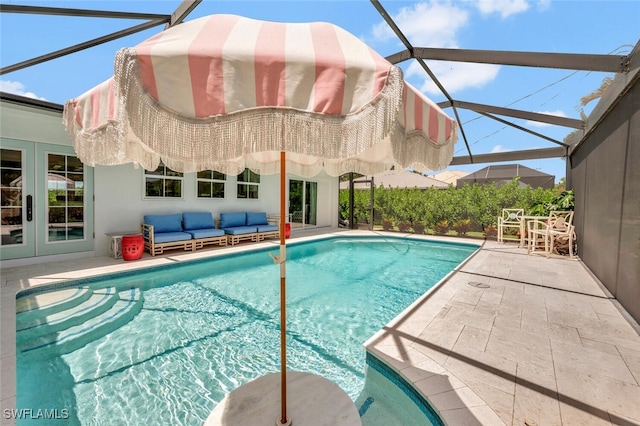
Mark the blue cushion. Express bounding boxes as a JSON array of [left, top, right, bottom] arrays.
[[257, 224, 278, 232], [144, 214, 183, 233], [220, 212, 246, 229], [153, 231, 192, 244], [183, 212, 214, 230], [246, 212, 268, 226], [224, 226, 258, 235], [187, 228, 225, 239]]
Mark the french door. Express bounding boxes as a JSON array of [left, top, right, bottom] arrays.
[[1, 140, 93, 261], [288, 179, 317, 228]]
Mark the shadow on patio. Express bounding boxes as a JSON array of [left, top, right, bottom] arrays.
[[365, 238, 640, 425]]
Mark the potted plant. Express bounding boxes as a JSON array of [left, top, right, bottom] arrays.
[[452, 219, 472, 236], [483, 225, 497, 239], [434, 220, 450, 235], [412, 222, 425, 234], [382, 218, 393, 231], [397, 220, 412, 232]]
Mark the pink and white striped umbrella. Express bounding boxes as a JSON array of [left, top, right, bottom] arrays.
[[64, 14, 456, 177], [63, 14, 457, 425]]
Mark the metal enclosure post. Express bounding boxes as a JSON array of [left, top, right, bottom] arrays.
[[349, 173, 354, 229], [369, 177, 374, 230]]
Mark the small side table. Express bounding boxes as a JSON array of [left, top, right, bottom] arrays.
[[105, 231, 141, 259]]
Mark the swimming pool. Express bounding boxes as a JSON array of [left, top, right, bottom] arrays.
[[16, 236, 478, 425]]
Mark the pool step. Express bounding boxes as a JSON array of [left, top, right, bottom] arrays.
[[17, 288, 143, 361], [16, 286, 93, 317], [16, 288, 118, 342]]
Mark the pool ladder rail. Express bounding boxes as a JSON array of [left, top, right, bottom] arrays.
[[16, 286, 143, 361]]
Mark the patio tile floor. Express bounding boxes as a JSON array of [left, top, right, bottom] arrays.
[[1, 231, 639, 425], [365, 237, 640, 426]]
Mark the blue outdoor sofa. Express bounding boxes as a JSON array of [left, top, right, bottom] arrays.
[[141, 212, 227, 256], [218, 212, 280, 245]]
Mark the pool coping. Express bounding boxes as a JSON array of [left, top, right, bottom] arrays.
[[12, 232, 480, 299], [1, 229, 482, 425], [0, 229, 480, 425], [4, 229, 639, 425], [362, 237, 504, 425]]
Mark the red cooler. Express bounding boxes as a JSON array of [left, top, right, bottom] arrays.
[[122, 234, 144, 261]]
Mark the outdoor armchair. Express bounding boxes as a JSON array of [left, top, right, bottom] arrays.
[[548, 211, 574, 229], [527, 218, 550, 257], [497, 208, 524, 243], [547, 211, 575, 258], [526, 211, 575, 258], [290, 210, 303, 224]]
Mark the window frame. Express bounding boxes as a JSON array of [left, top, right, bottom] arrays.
[[196, 170, 227, 199], [143, 163, 184, 199], [236, 168, 260, 200]]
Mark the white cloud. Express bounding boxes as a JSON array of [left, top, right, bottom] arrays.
[[407, 60, 500, 95], [372, 0, 549, 95], [373, 1, 469, 47], [0, 80, 46, 100], [536, 0, 551, 12], [525, 110, 568, 127], [476, 0, 530, 18], [374, 2, 498, 95], [491, 145, 508, 153]]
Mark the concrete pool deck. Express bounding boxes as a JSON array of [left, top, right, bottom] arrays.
[[1, 229, 639, 425]]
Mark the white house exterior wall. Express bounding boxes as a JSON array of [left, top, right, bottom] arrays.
[[93, 166, 338, 257], [1, 99, 339, 262], [1, 101, 70, 147]]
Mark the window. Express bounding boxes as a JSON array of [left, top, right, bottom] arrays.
[[197, 170, 226, 199], [237, 169, 260, 199], [47, 153, 85, 242], [144, 163, 183, 198]]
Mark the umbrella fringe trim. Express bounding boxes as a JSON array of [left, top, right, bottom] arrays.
[[112, 48, 408, 174], [64, 49, 457, 175], [63, 99, 159, 170], [390, 121, 458, 172]]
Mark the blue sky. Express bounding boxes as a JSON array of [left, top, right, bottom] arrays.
[[1, 0, 639, 183]]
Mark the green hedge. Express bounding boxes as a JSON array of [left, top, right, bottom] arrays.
[[339, 178, 564, 233]]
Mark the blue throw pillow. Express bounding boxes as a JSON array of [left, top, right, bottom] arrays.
[[183, 212, 214, 230], [220, 212, 246, 229], [246, 212, 268, 226], [144, 214, 182, 233]]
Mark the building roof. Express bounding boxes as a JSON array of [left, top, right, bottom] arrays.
[[340, 170, 449, 190], [456, 164, 555, 189], [431, 170, 469, 186]]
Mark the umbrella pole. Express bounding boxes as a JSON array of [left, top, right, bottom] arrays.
[[278, 150, 289, 425]]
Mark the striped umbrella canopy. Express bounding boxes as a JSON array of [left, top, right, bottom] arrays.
[[64, 14, 456, 176], [63, 13, 457, 425]]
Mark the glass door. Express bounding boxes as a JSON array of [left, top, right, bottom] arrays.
[[0, 141, 93, 261], [305, 181, 317, 226], [288, 179, 317, 228], [0, 140, 35, 259], [36, 146, 94, 257]]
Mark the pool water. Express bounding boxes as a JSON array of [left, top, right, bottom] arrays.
[[16, 236, 477, 425]]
